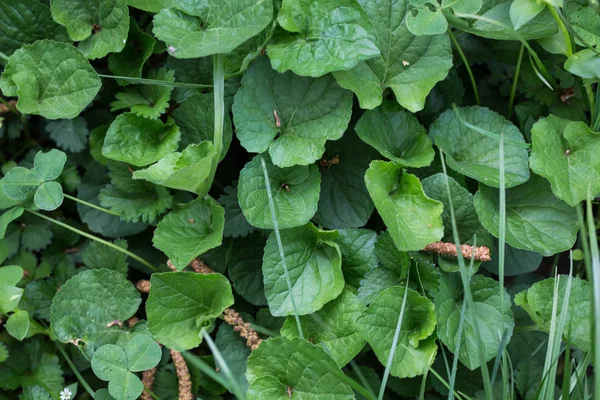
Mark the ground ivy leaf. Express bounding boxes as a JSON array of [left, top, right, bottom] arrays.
[[474, 175, 578, 256], [429, 106, 530, 188], [0, 40, 101, 119], [313, 131, 378, 229], [237, 155, 321, 230], [152, 0, 273, 59], [50, 0, 129, 59], [108, 18, 156, 80], [355, 107, 434, 167], [2, 167, 39, 201], [357, 286, 438, 378], [246, 337, 354, 399], [266, 0, 379, 77], [147, 272, 234, 350], [50, 269, 141, 344], [34, 181, 64, 211], [133, 143, 216, 196], [365, 161, 444, 251], [152, 197, 224, 271], [281, 289, 367, 367], [218, 184, 256, 239], [228, 233, 267, 306], [45, 117, 89, 153], [233, 57, 353, 167], [262, 223, 344, 316], [99, 162, 173, 224], [434, 272, 514, 370], [332, 0, 452, 112], [421, 173, 481, 242], [83, 239, 129, 276], [110, 68, 175, 119], [530, 114, 600, 206], [102, 113, 181, 167], [515, 276, 590, 351], [0, 207, 24, 239], [335, 229, 378, 290]]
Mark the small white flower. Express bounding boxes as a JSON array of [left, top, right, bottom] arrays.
[[60, 388, 72, 400], [167, 45, 177, 55]]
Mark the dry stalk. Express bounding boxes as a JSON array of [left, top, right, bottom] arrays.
[[422, 241, 491, 262]]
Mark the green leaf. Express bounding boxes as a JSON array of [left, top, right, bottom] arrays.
[[474, 175, 578, 256], [530, 114, 600, 206], [34, 181, 64, 211], [509, 0, 545, 30], [172, 93, 233, 161], [429, 106, 530, 188], [262, 223, 344, 316], [83, 239, 129, 275], [127, 0, 172, 12], [2, 167, 39, 201], [215, 323, 251, 394], [50, 0, 129, 59], [355, 107, 434, 167], [421, 173, 481, 242], [335, 229, 378, 290], [441, 0, 482, 13], [313, 131, 378, 229], [406, 6, 448, 36], [515, 276, 591, 351], [108, 18, 156, 80], [50, 269, 141, 344], [0, 40, 101, 119], [332, 0, 452, 112], [19, 386, 52, 400], [564, 49, 600, 80], [92, 344, 144, 400], [247, 337, 354, 399], [281, 289, 367, 367], [218, 184, 257, 238], [568, 7, 600, 48], [266, 0, 379, 77], [152, 0, 273, 58], [237, 155, 321, 229], [0, 283, 24, 314], [0, 265, 23, 286], [132, 143, 216, 196], [110, 68, 175, 119], [34, 149, 67, 182], [482, 239, 542, 276], [102, 113, 181, 167], [152, 197, 224, 271], [434, 272, 514, 370], [125, 334, 162, 372], [147, 272, 234, 350], [357, 286, 438, 378], [6, 309, 29, 340], [99, 162, 173, 224], [228, 233, 267, 306], [0, 207, 24, 239], [365, 161, 444, 251], [45, 118, 90, 153], [232, 57, 353, 167]]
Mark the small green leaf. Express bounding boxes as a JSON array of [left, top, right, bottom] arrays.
[[152, 197, 224, 271], [6, 309, 30, 341], [474, 175, 578, 256], [0, 265, 23, 286], [365, 161, 444, 251], [102, 113, 181, 167], [355, 107, 434, 167], [50, 0, 129, 59], [564, 49, 600, 79], [509, 0, 545, 30], [34, 149, 67, 182], [0, 207, 24, 239], [237, 155, 321, 229], [152, 0, 273, 58], [406, 6, 448, 36], [107, 17, 156, 80], [34, 181, 64, 211], [110, 68, 175, 119], [2, 167, 39, 201], [125, 335, 162, 372], [233, 57, 353, 167], [147, 272, 234, 350], [262, 223, 344, 316], [0, 286, 24, 314], [92, 344, 145, 400], [0, 40, 101, 119], [45, 118, 90, 153], [228, 233, 268, 306]]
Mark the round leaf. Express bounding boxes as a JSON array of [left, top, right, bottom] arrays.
[[5, 309, 30, 340], [34, 182, 64, 211], [125, 335, 161, 372], [2, 167, 39, 201]]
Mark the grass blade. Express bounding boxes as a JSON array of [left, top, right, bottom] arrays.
[[585, 189, 600, 400], [201, 329, 246, 400]]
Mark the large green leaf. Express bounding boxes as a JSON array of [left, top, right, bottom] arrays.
[[515, 276, 591, 351], [228, 233, 267, 306], [50, 0, 129, 59], [434, 272, 514, 370], [237, 155, 321, 230], [247, 337, 354, 399], [482, 238, 542, 276], [529, 114, 600, 206], [281, 289, 367, 367], [233, 57, 353, 167], [355, 107, 434, 167], [262, 223, 344, 316], [266, 0, 379, 77], [429, 106, 530, 188], [0, 40, 101, 119], [147, 272, 234, 350], [474, 175, 578, 256], [335, 229, 378, 290], [127, 0, 172, 12], [365, 161, 444, 251], [357, 286, 438, 378], [332, 0, 452, 112], [152, 197, 224, 270], [102, 113, 180, 167], [50, 269, 141, 344], [152, 0, 273, 58], [107, 18, 155, 80]]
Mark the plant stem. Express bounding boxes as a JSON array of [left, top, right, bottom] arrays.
[[585, 84, 596, 126], [206, 53, 225, 194], [97, 74, 212, 89], [26, 209, 157, 271], [63, 193, 121, 216], [448, 28, 480, 106], [547, 6, 573, 57], [0, 50, 8, 62], [507, 44, 524, 120], [56, 343, 96, 399]]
